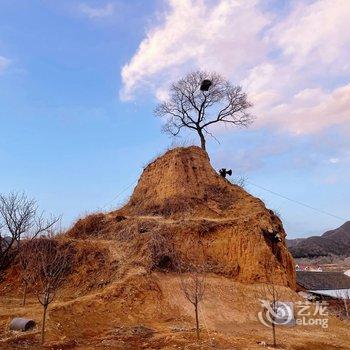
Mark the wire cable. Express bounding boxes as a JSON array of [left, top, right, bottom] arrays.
[[244, 179, 347, 222], [99, 179, 138, 210], [98, 171, 347, 222]]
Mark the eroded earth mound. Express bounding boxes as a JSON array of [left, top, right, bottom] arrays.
[[3, 147, 350, 350], [69, 146, 295, 287]]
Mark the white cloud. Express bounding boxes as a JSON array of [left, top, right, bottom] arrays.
[[261, 84, 350, 135], [78, 3, 115, 19], [213, 139, 290, 173], [120, 0, 350, 136], [271, 0, 350, 72], [120, 0, 269, 101], [0, 56, 11, 73]]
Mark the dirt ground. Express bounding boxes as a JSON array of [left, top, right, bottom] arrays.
[[1, 272, 349, 350]]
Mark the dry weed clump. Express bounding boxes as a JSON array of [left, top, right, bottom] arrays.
[[205, 184, 236, 210], [147, 232, 178, 271], [192, 219, 220, 237], [115, 221, 140, 241], [126, 197, 193, 217], [160, 198, 195, 217], [115, 219, 159, 242], [67, 213, 107, 238]]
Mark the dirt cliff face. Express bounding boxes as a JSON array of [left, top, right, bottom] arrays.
[[122, 146, 262, 219], [68, 146, 295, 288]]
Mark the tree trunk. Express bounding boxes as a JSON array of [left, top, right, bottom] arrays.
[[197, 129, 206, 151], [41, 304, 48, 344], [344, 299, 349, 318], [195, 303, 200, 341], [22, 281, 27, 306], [271, 288, 277, 348], [272, 319, 276, 347]]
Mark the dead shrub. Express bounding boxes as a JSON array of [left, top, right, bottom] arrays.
[[116, 222, 140, 241], [205, 184, 235, 210], [144, 232, 178, 272], [195, 220, 219, 237], [67, 213, 106, 238], [116, 220, 158, 242]]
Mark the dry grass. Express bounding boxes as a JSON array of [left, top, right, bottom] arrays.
[[67, 213, 107, 238]]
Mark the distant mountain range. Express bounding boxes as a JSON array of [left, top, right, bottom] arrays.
[[287, 221, 350, 258]]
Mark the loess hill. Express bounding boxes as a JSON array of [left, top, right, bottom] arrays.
[[7, 147, 350, 350], [69, 146, 295, 288], [288, 221, 350, 258]]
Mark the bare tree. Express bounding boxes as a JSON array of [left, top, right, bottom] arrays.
[[18, 240, 33, 306], [29, 236, 73, 344], [231, 175, 247, 188], [259, 278, 281, 348], [335, 289, 350, 319], [155, 71, 254, 151], [179, 267, 205, 341], [0, 192, 59, 271], [258, 243, 284, 348]]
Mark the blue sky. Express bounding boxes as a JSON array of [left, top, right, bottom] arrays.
[[0, 0, 349, 238]]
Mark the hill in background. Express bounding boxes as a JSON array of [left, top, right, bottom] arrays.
[[287, 221, 350, 258]]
